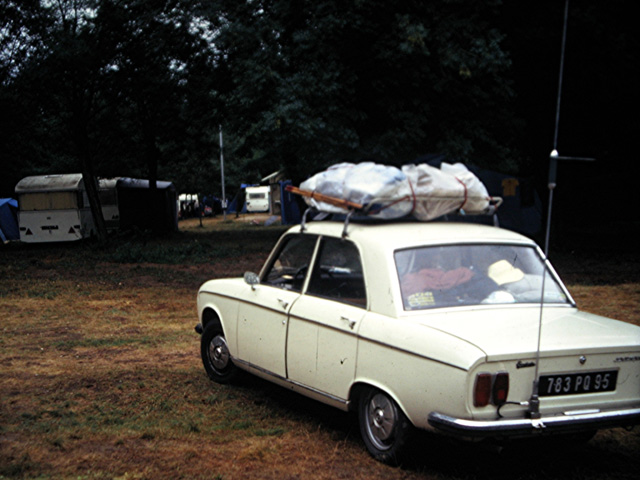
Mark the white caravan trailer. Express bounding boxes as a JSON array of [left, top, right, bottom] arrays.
[[15, 174, 96, 243], [245, 186, 270, 213]]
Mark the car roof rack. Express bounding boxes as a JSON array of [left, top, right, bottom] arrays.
[[298, 203, 501, 239]]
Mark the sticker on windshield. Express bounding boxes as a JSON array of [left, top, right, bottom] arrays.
[[408, 291, 435, 308]]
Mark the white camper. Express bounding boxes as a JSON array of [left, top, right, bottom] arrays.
[[245, 186, 270, 213], [15, 174, 96, 243]]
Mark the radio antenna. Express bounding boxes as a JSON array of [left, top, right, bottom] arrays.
[[528, 0, 596, 420], [545, 0, 596, 257]]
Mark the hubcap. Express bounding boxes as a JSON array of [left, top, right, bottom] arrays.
[[366, 393, 396, 449], [209, 335, 230, 371]]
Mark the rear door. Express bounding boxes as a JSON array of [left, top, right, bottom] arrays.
[[287, 236, 367, 400]]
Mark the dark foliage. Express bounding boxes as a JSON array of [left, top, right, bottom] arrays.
[[1, 0, 636, 239]]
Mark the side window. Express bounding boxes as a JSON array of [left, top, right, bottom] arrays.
[[307, 237, 366, 307], [263, 234, 317, 291]]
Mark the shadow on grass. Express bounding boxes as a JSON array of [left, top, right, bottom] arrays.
[[217, 370, 639, 479]]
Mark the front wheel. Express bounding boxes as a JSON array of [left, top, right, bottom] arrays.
[[358, 388, 413, 465], [201, 323, 237, 384]]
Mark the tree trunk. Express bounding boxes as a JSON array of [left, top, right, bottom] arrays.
[[75, 117, 108, 243], [81, 166, 108, 244]]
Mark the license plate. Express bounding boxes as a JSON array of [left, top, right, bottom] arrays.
[[539, 370, 618, 396]]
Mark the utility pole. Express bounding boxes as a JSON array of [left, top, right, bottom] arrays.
[[219, 125, 227, 221]]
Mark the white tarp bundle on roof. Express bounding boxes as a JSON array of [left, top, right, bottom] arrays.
[[299, 161, 496, 220]]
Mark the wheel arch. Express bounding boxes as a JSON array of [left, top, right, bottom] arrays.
[[201, 306, 222, 332], [200, 309, 238, 384], [349, 381, 414, 426]]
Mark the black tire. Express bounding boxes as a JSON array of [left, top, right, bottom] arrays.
[[200, 322, 237, 384], [358, 388, 413, 465]]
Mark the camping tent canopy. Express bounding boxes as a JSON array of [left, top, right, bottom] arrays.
[[0, 198, 19, 242], [115, 178, 178, 232]]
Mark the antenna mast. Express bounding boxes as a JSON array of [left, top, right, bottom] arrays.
[[528, 0, 595, 420], [545, 0, 569, 257]]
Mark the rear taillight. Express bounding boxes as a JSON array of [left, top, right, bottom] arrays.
[[473, 373, 493, 407], [474, 372, 509, 407], [492, 372, 509, 405]]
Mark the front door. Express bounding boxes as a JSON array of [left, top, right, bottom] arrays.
[[236, 233, 318, 377]]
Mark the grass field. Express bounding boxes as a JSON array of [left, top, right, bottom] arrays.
[[1, 216, 639, 479]]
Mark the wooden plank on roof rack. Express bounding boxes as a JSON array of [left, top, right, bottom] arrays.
[[285, 185, 364, 210]]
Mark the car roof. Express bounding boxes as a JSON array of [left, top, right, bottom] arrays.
[[287, 221, 536, 250]]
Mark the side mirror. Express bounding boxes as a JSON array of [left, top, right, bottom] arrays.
[[244, 271, 260, 290]]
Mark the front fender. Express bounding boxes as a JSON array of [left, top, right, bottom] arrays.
[[197, 278, 247, 357]]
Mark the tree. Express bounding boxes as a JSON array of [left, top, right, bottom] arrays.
[[95, 1, 210, 187], [25, 0, 114, 242], [204, 0, 517, 184], [0, 0, 52, 195], [497, 1, 639, 238], [1, 0, 220, 238], [2, 0, 520, 203]]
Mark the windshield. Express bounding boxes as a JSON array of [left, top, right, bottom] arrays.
[[395, 244, 570, 310]]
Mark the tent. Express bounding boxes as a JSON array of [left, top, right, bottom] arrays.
[[227, 184, 254, 214], [0, 198, 19, 242], [115, 178, 178, 233], [279, 180, 303, 225]]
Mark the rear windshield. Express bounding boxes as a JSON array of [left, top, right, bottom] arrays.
[[395, 244, 570, 310]]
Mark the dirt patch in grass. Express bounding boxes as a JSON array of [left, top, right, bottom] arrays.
[[1, 218, 639, 479]]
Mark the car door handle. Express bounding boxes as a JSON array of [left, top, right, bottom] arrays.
[[277, 298, 289, 310], [341, 316, 356, 330]]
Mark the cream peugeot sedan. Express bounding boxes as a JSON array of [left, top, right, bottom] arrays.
[[196, 221, 640, 464]]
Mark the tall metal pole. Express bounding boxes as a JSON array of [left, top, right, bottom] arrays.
[[528, 0, 594, 421], [219, 125, 227, 221], [545, 0, 570, 257], [527, 0, 571, 421]]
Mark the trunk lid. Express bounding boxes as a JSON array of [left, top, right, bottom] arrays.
[[415, 306, 640, 361], [415, 305, 640, 416]]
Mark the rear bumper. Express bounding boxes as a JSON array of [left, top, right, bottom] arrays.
[[428, 407, 640, 439]]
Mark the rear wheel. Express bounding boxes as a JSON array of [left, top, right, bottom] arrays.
[[201, 322, 237, 383], [358, 388, 412, 465]]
